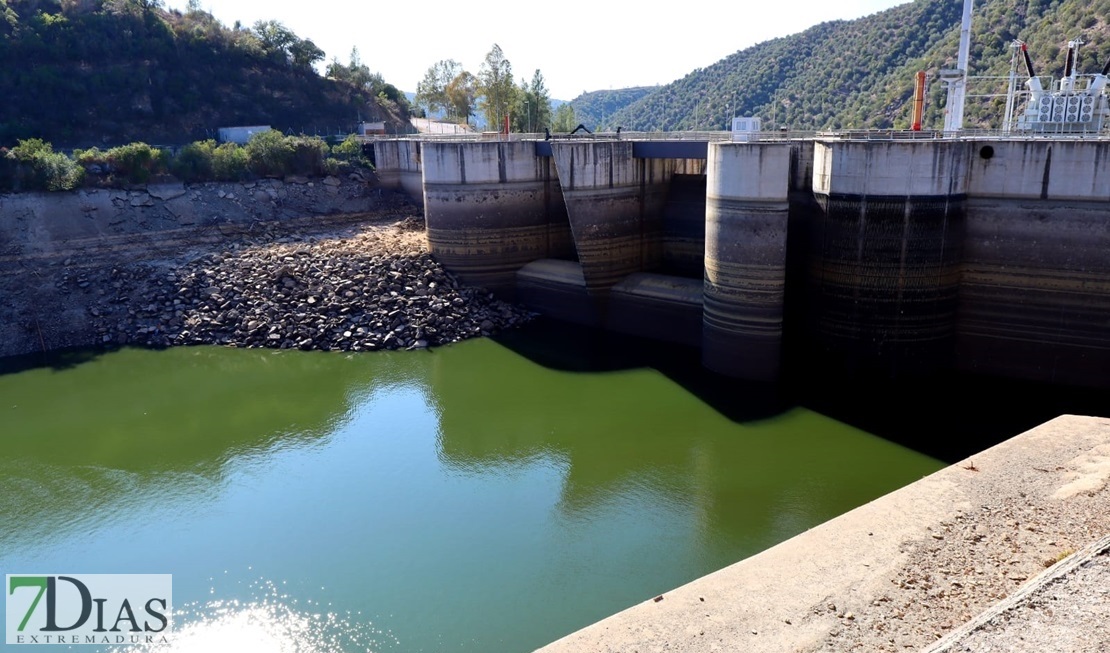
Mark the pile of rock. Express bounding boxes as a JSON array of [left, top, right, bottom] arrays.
[[90, 224, 536, 352]]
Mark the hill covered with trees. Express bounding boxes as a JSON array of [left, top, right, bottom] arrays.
[[0, 0, 412, 147], [565, 0, 1110, 132], [566, 87, 659, 131]]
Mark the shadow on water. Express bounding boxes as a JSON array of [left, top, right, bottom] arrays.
[[491, 317, 792, 423], [494, 316, 1110, 465], [0, 344, 123, 376], [795, 369, 1110, 464]]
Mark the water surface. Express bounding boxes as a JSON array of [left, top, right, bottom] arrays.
[[0, 337, 943, 652]]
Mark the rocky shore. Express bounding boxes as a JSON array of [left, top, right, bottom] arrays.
[[98, 217, 534, 352], [0, 176, 535, 359]]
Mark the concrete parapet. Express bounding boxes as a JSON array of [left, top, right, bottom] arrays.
[[422, 141, 572, 296], [549, 141, 671, 296], [702, 142, 791, 382], [967, 139, 1110, 200], [814, 139, 970, 197]]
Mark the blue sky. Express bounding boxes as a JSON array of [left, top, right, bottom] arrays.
[[164, 0, 911, 101]]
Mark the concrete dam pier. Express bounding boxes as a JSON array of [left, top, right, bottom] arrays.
[[371, 135, 1110, 390]]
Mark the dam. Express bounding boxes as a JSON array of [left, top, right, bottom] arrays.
[[368, 133, 1110, 391]]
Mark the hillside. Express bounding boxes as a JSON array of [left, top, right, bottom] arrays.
[[572, 0, 1110, 132], [0, 0, 412, 147], [567, 87, 659, 130]]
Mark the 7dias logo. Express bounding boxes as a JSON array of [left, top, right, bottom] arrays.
[[6, 574, 172, 646]]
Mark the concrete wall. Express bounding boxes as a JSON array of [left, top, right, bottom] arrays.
[[371, 140, 424, 205], [412, 136, 1110, 390], [660, 174, 707, 278], [703, 142, 791, 381], [809, 140, 969, 377], [959, 140, 1110, 387], [422, 141, 572, 296], [967, 139, 1110, 200], [549, 141, 672, 297]]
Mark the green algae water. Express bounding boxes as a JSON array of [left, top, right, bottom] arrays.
[[0, 330, 943, 653]]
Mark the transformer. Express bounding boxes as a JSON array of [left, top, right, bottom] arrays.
[[1014, 39, 1110, 134]]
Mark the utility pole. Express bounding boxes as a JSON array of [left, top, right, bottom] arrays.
[[940, 0, 974, 133]]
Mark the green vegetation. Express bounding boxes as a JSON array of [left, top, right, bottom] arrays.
[[0, 131, 372, 191], [566, 87, 659, 132], [0, 138, 84, 191], [415, 45, 552, 132], [0, 0, 411, 147], [551, 103, 577, 132], [11, 0, 1110, 142], [416, 59, 468, 121], [562, 0, 1110, 131], [324, 47, 410, 115]]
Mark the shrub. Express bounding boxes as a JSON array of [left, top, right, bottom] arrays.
[[10, 138, 52, 159], [34, 150, 85, 191], [211, 142, 249, 181], [73, 147, 107, 167], [4, 139, 83, 191], [286, 135, 328, 176], [106, 142, 167, 184], [171, 139, 216, 182], [323, 157, 349, 177], [245, 129, 292, 177], [331, 134, 371, 169]]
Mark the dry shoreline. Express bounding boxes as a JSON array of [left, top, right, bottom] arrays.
[[99, 217, 534, 353], [0, 178, 534, 359]]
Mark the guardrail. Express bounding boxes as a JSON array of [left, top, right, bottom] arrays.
[[360, 127, 1110, 143]]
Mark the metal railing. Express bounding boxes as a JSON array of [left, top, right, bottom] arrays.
[[361, 126, 1110, 144]]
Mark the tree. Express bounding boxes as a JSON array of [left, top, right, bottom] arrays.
[[251, 19, 321, 69], [513, 69, 552, 132], [0, 0, 17, 33], [445, 70, 477, 125], [478, 44, 515, 131], [252, 19, 295, 53], [288, 38, 324, 68], [327, 47, 375, 90], [416, 59, 462, 117], [325, 47, 409, 113], [552, 103, 577, 132]]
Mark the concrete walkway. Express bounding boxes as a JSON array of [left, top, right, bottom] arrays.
[[533, 415, 1110, 653]]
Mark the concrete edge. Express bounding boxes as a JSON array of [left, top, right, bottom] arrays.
[[919, 531, 1110, 653]]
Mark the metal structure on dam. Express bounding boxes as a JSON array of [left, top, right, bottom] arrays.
[[369, 131, 1110, 391]]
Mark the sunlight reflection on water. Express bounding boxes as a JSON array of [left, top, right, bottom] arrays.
[[110, 578, 397, 653]]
